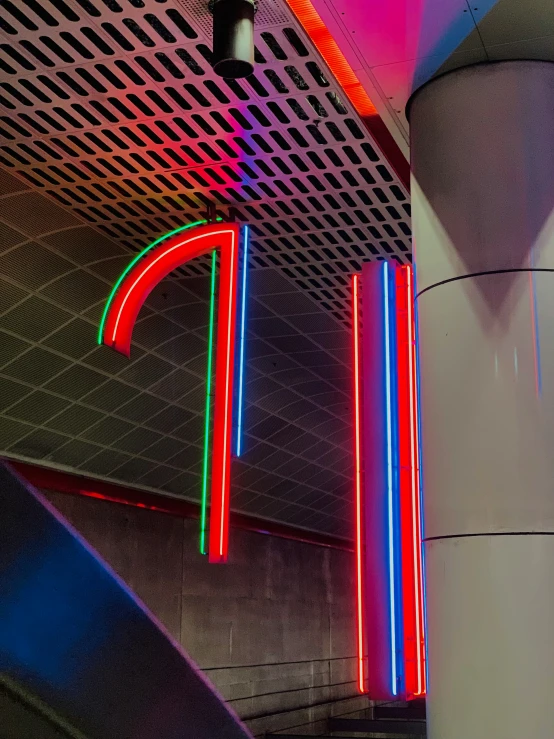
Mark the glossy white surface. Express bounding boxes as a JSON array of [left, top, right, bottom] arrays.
[[425, 535, 554, 739], [418, 271, 554, 539], [411, 62, 554, 739], [410, 62, 554, 292]]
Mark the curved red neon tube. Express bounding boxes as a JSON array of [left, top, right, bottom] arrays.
[[100, 222, 240, 563]]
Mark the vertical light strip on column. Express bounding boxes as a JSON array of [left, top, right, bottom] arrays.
[[406, 265, 425, 695], [235, 226, 249, 457], [382, 262, 398, 696], [200, 250, 217, 555], [412, 266, 429, 695], [396, 264, 417, 697], [352, 273, 366, 694], [409, 265, 427, 695]]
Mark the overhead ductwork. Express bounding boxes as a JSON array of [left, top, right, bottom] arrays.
[[209, 0, 257, 79]]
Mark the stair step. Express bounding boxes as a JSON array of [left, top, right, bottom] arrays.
[[329, 717, 426, 735], [268, 736, 362, 739], [375, 703, 426, 721]]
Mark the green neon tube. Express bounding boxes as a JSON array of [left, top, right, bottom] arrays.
[[200, 250, 217, 555]]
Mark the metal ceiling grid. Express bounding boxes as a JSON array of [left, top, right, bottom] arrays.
[[0, 171, 354, 538], [0, 0, 412, 539], [0, 0, 411, 326]]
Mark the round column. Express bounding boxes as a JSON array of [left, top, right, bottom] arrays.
[[409, 61, 554, 739]]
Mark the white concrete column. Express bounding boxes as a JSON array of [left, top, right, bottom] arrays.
[[409, 61, 554, 739]]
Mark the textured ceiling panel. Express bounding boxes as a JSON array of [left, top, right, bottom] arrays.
[[0, 0, 412, 540], [0, 0, 411, 324]]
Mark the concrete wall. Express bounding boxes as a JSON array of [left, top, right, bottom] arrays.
[[44, 491, 368, 736]]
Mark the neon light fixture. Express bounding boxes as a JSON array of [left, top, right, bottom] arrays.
[[395, 264, 426, 697], [383, 262, 401, 696], [352, 273, 366, 694], [234, 225, 249, 457], [98, 221, 247, 564], [355, 260, 425, 700]]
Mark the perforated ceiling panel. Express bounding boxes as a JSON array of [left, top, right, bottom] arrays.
[[0, 0, 411, 540]]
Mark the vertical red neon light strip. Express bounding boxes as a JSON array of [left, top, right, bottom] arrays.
[[352, 273, 366, 694], [407, 265, 426, 694], [396, 265, 426, 697], [396, 266, 417, 697]]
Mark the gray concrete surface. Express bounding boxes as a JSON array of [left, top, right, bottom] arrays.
[[45, 491, 368, 735]]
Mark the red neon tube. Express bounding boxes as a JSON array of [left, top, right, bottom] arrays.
[[352, 273, 366, 693], [395, 265, 418, 697], [100, 223, 240, 564], [396, 265, 426, 698], [407, 265, 426, 694]]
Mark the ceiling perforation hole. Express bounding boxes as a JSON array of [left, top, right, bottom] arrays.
[[1, 83, 32, 107], [60, 30, 95, 58], [40, 36, 75, 64], [245, 74, 269, 97], [19, 40, 55, 67], [57, 71, 88, 96], [164, 86, 192, 109], [223, 78, 249, 101], [324, 121, 345, 142], [0, 59, 16, 76], [0, 16, 17, 36], [260, 31, 287, 60], [286, 98, 308, 121], [18, 170, 43, 186], [18, 79, 51, 104], [80, 26, 114, 55], [144, 13, 175, 43], [74, 0, 100, 15], [359, 167, 376, 184], [306, 123, 326, 145], [264, 69, 288, 94], [175, 48, 203, 75], [209, 111, 233, 133], [153, 51, 182, 78], [265, 100, 289, 124], [203, 80, 230, 104], [166, 9, 197, 39], [1, 44, 36, 71], [282, 27, 308, 57], [5, 0, 41, 28], [15, 114, 44, 134], [101, 0, 123, 11], [102, 21, 136, 50], [135, 55, 164, 80], [2, 147, 28, 165]]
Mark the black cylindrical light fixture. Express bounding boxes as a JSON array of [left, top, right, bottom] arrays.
[[210, 0, 257, 79]]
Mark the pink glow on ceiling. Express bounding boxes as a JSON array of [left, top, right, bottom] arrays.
[[315, 0, 499, 94]]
